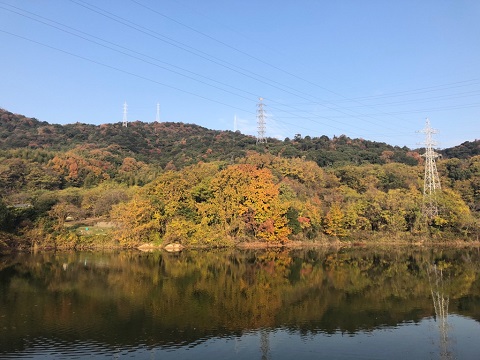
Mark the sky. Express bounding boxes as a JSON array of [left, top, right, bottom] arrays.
[[0, 0, 479, 149]]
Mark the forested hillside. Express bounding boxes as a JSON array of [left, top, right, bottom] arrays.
[[0, 108, 479, 251], [1, 108, 421, 170], [440, 140, 480, 159]]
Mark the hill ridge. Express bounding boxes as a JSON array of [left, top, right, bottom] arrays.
[[1, 108, 478, 168]]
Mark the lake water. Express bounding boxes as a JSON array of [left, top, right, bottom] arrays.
[[1, 247, 479, 359]]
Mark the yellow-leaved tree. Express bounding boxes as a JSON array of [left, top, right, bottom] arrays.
[[111, 195, 162, 245], [207, 164, 290, 242], [323, 203, 348, 237]]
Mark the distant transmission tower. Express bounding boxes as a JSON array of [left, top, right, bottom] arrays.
[[420, 118, 441, 219], [155, 102, 160, 122], [122, 101, 128, 128], [256, 97, 266, 144]]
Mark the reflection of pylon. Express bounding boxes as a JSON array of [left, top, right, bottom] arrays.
[[427, 265, 450, 360], [260, 330, 270, 360], [420, 119, 441, 219]]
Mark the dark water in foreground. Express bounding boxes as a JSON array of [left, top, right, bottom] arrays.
[[1, 248, 480, 359]]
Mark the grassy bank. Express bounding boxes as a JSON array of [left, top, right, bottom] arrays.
[[2, 228, 479, 255]]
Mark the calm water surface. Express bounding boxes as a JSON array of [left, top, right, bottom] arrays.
[[1, 248, 480, 359]]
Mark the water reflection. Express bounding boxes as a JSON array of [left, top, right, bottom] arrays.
[[260, 330, 270, 360], [428, 264, 451, 360], [0, 248, 479, 359]]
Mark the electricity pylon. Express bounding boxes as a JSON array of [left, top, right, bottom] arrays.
[[122, 101, 128, 128], [420, 118, 441, 219], [156, 102, 160, 122], [256, 97, 267, 144]]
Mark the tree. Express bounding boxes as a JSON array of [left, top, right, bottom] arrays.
[[381, 189, 421, 233], [323, 203, 348, 237], [207, 164, 290, 242], [81, 184, 130, 218], [0, 199, 10, 231], [433, 189, 475, 234], [111, 196, 162, 245], [48, 202, 84, 230]]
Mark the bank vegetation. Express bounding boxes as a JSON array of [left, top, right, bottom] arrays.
[[0, 109, 479, 251]]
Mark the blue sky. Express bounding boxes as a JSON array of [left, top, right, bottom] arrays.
[[0, 0, 479, 149]]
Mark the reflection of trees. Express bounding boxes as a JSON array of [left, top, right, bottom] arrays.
[[427, 264, 451, 360], [0, 249, 480, 354]]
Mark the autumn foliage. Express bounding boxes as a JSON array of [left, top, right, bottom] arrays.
[[0, 108, 479, 248], [108, 152, 479, 246], [111, 162, 291, 245]]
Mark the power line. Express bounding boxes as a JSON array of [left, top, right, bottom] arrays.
[[339, 78, 480, 102], [0, 29, 256, 116], [336, 89, 480, 109], [125, 0, 441, 129], [1, 2, 475, 145], [0, 3, 384, 138], [14, 0, 466, 141], [66, 0, 418, 134], [67, 0, 315, 101], [0, 3, 261, 104], [0, 27, 353, 140], [153, 0, 480, 124]]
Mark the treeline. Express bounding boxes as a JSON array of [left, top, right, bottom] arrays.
[[441, 139, 480, 159], [1, 151, 477, 250], [0, 107, 458, 172], [1, 107, 478, 191], [109, 152, 479, 246], [0, 108, 479, 249], [2, 108, 479, 174]]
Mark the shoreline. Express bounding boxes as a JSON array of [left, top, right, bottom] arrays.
[[3, 239, 477, 255], [2, 230, 480, 254]]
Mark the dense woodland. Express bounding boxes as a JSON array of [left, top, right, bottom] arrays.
[[0, 108, 479, 251]]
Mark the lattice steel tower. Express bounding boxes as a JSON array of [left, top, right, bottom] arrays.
[[256, 97, 267, 144], [122, 101, 128, 128], [420, 118, 441, 218], [156, 102, 160, 122]]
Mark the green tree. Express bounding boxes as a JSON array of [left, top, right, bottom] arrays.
[[0, 199, 10, 231]]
